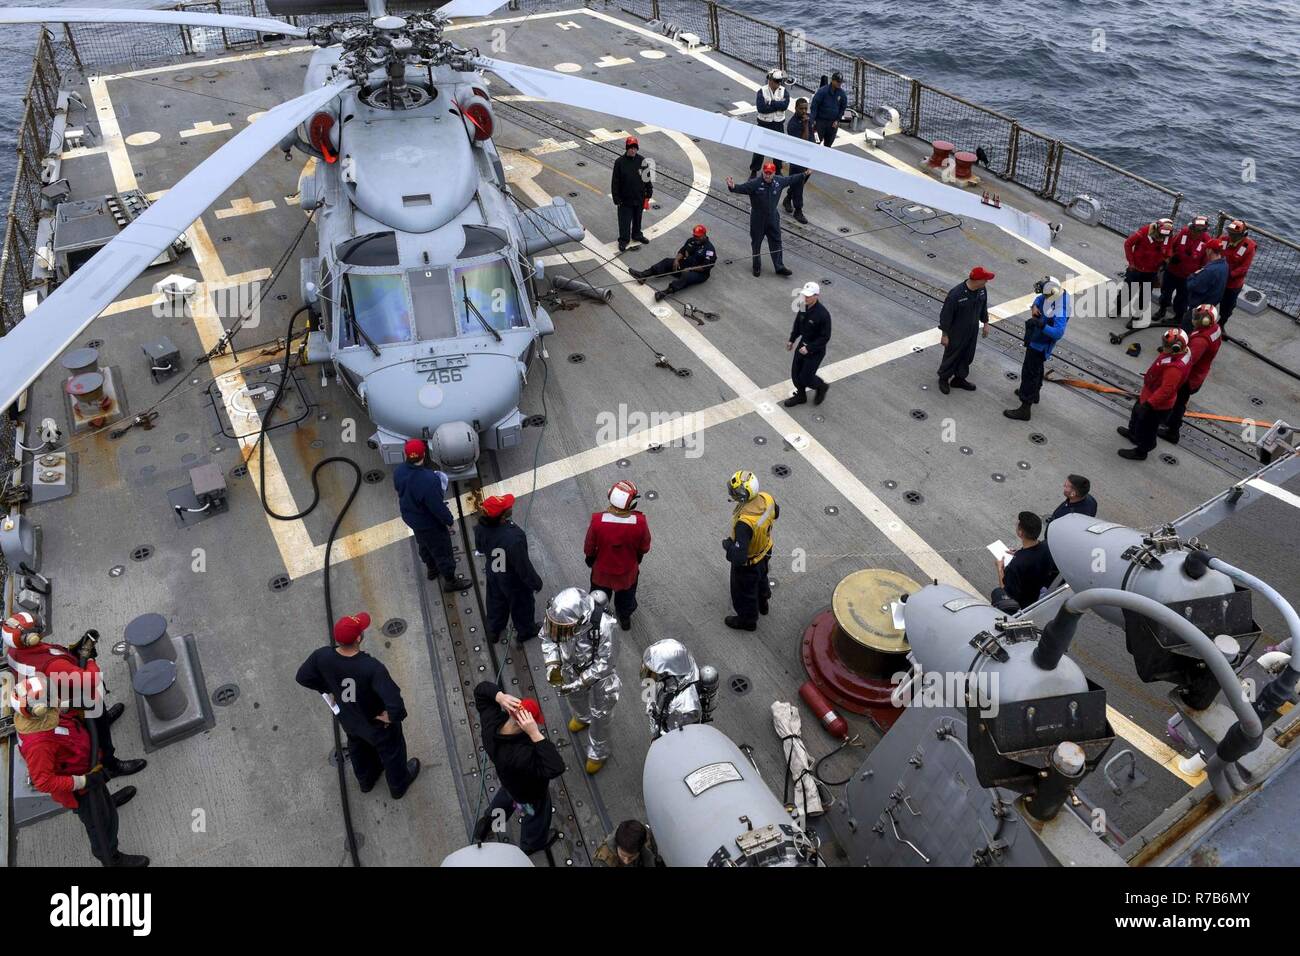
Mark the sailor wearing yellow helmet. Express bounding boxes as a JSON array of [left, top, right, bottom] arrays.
[[721, 470, 779, 631]]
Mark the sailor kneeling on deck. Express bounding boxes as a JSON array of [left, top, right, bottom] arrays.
[[722, 470, 778, 631], [629, 224, 716, 301]]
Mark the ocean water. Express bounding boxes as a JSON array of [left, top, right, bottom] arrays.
[[733, 0, 1300, 234], [1, 0, 1298, 235]]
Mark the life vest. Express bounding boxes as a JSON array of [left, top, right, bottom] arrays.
[[731, 492, 776, 564]]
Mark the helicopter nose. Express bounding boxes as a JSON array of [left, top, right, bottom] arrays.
[[361, 354, 522, 442]]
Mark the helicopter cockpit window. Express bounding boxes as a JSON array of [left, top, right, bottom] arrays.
[[337, 231, 399, 267], [341, 273, 413, 348], [408, 267, 456, 340], [452, 258, 527, 335], [459, 225, 509, 259]]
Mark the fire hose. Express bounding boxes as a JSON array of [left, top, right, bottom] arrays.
[[1043, 370, 1271, 427]]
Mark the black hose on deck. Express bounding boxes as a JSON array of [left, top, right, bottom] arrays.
[[252, 306, 364, 867]]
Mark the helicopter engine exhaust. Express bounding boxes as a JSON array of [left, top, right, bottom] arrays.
[[549, 275, 613, 303]]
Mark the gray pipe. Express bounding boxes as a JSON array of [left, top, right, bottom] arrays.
[[550, 275, 613, 303], [1038, 587, 1263, 801], [1207, 557, 1300, 719]]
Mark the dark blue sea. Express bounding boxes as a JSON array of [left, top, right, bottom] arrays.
[[2, 0, 1298, 235]]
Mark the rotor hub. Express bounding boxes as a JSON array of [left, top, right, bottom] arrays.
[[308, 11, 475, 101]]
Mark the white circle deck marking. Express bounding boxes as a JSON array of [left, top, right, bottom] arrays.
[[555, 62, 583, 73], [639, 49, 667, 59], [125, 131, 160, 146]]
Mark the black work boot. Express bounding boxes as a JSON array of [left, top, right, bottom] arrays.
[[783, 390, 807, 407], [1157, 425, 1180, 444], [391, 759, 421, 799], [1002, 402, 1031, 421], [108, 854, 150, 868], [724, 615, 758, 632], [775, 266, 793, 277], [441, 574, 474, 592], [938, 377, 951, 394], [104, 703, 125, 725], [814, 382, 829, 405], [105, 757, 147, 778], [111, 786, 137, 808], [1117, 447, 1148, 460]]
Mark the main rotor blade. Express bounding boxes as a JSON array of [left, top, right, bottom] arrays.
[[438, 0, 510, 17], [0, 7, 308, 38], [0, 79, 353, 415], [476, 57, 1053, 249]]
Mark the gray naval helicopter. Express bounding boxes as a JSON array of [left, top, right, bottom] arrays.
[[0, 0, 1054, 478]]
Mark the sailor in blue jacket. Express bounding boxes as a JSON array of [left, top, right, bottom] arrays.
[[726, 164, 810, 276], [393, 438, 473, 591], [1004, 277, 1070, 422], [749, 69, 791, 177], [809, 72, 849, 147], [1182, 241, 1228, 332]]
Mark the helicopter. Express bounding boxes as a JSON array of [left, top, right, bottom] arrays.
[[0, 0, 1054, 478]]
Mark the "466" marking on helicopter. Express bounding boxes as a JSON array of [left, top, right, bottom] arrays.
[[427, 368, 464, 385]]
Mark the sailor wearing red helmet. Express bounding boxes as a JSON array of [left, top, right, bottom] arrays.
[[295, 611, 421, 799], [1154, 214, 1212, 325], [584, 480, 652, 630], [392, 437, 472, 592], [628, 224, 717, 301], [1218, 219, 1256, 328], [1115, 218, 1173, 319], [1117, 328, 1193, 460], [3, 613, 147, 782], [1160, 304, 1223, 445], [611, 135, 655, 253], [11, 674, 149, 866]]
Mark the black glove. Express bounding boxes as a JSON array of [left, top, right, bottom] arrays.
[[722, 537, 734, 553], [83, 767, 108, 790], [585, 554, 596, 568]]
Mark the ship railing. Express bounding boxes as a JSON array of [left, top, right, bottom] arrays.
[[12, 0, 1300, 317]]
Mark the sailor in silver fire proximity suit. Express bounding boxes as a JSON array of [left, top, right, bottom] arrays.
[[641, 638, 711, 738], [541, 587, 620, 775]]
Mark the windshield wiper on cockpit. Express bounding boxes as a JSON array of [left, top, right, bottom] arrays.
[[342, 275, 382, 357], [461, 276, 502, 343]]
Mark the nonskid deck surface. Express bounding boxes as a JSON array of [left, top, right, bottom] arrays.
[[14, 7, 1300, 865]]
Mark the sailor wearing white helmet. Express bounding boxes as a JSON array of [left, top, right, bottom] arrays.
[[784, 281, 832, 407]]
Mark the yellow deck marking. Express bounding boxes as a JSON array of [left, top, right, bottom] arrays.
[[180, 120, 233, 139], [215, 196, 276, 219], [95, 75, 316, 578], [86, 76, 138, 193], [125, 131, 161, 147], [85, 6, 1195, 783]]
